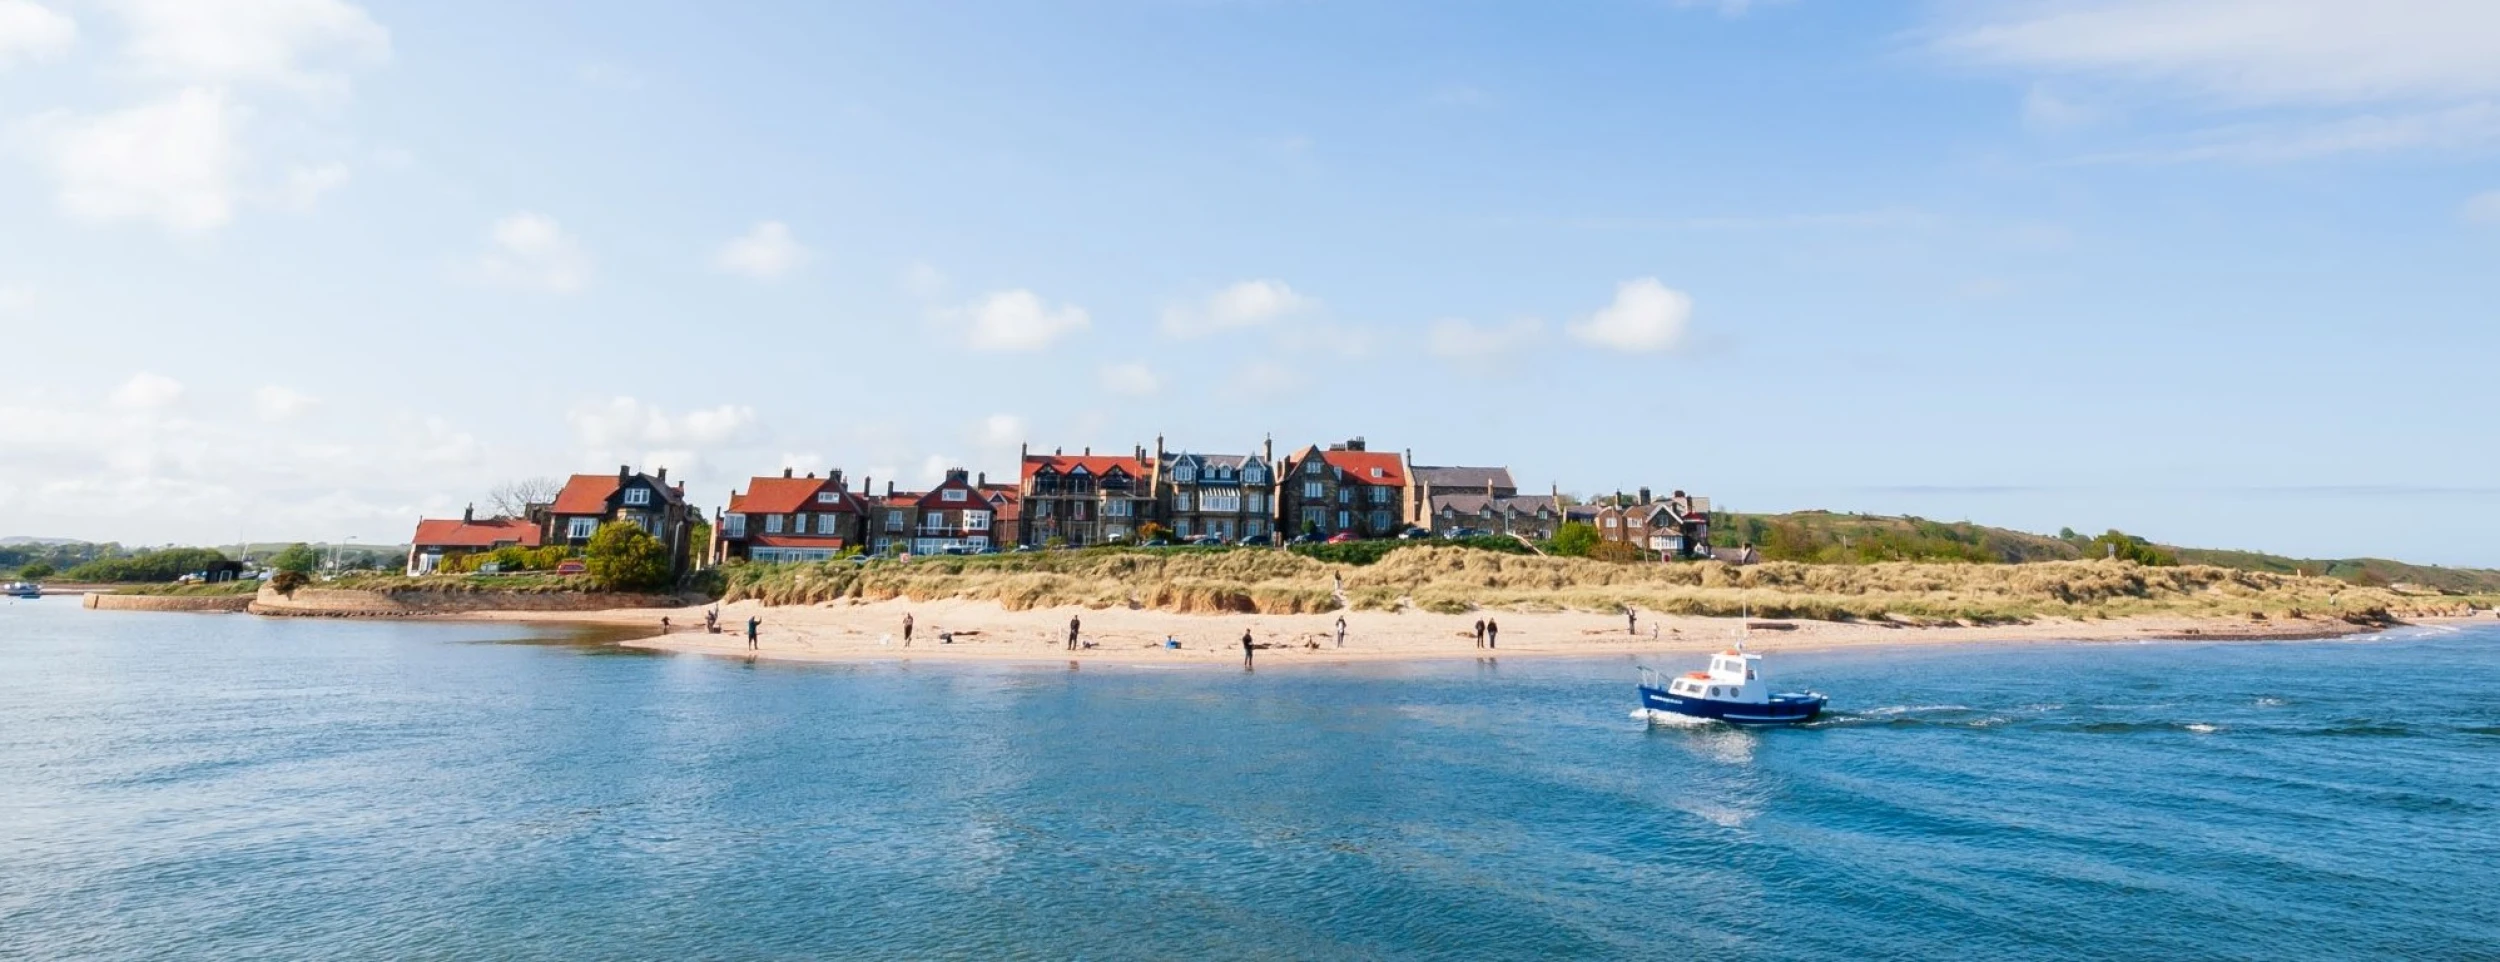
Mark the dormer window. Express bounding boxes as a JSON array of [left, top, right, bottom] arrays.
[[817, 492, 838, 504], [1245, 466, 1265, 483], [623, 488, 651, 506], [942, 489, 968, 502], [1370, 468, 1384, 479], [1175, 465, 1195, 483]]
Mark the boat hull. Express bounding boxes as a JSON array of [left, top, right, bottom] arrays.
[[1639, 685, 1825, 725]]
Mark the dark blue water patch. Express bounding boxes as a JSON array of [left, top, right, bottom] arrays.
[[2, 601, 2498, 960]]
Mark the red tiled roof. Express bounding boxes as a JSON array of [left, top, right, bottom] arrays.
[[1320, 450, 1405, 486], [1020, 453, 1150, 481], [411, 517, 543, 549], [749, 535, 845, 548], [727, 476, 860, 515], [550, 474, 620, 514], [882, 491, 924, 507]]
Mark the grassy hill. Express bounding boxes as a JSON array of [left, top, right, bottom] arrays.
[[1713, 511, 2500, 594]]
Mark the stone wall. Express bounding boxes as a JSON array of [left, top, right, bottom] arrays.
[[82, 592, 255, 613], [246, 584, 681, 617]]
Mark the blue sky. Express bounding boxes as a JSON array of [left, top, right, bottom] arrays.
[[3, 0, 2497, 565]]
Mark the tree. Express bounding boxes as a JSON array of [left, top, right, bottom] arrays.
[[2088, 529, 2177, 567], [488, 477, 564, 518], [1550, 522, 1601, 558], [271, 543, 321, 574], [16, 561, 54, 580], [1138, 522, 1171, 545], [585, 521, 672, 591]]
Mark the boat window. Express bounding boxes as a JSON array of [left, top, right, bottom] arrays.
[[1708, 687, 1719, 697]]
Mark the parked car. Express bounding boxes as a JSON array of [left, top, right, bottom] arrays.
[[1236, 534, 1272, 547], [1287, 533, 1324, 545], [1397, 528, 1435, 540], [1185, 535, 1227, 547], [1325, 531, 1359, 544], [556, 560, 587, 575]]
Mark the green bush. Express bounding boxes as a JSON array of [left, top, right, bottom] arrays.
[[1549, 522, 1601, 558], [15, 561, 54, 580], [64, 547, 233, 583], [271, 543, 321, 574], [585, 522, 673, 591]]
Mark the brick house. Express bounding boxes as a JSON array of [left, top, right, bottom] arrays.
[[1149, 437, 1277, 544], [906, 468, 997, 555], [1567, 488, 1713, 559], [1016, 446, 1156, 546], [715, 469, 871, 563], [1279, 438, 1406, 539], [541, 465, 698, 578], [1424, 489, 1562, 540], [405, 506, 542, 575]]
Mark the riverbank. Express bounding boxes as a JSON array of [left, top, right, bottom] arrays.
[[452, 598, 2492, 669]]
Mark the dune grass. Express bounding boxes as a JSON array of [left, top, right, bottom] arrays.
[[719, 545, 2494, 624]]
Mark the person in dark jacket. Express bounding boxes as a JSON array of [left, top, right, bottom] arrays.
[[1068, 615, 1081, 651], [1485, 618, 1499, 649], [1473, 619, 1486, 649], [903, 613, 914, 647], [745, 616, 761, 650], [1242, 629, 1255, 668]]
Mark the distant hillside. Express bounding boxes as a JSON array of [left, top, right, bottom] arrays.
[[1714, 510, 2500, 594]]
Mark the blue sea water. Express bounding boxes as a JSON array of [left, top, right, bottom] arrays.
[[2, 600, 2496, 961]]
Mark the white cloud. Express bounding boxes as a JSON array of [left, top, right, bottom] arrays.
[[567, 397, 756, 449], [978, 414, 1026, 447], [2081, 102, 2500, 163], [1161, 279, 1314, 337], [1427, 317, 1546, 360], [1099, 361, 1162, 397], [2466, 190, 2500, 226], [918, 455, 954, 483], [955, 289, 1090, 352], [107, 0, 391, 96], [475, 212, 591, 293], [0, 285, 32, 315], [275, 161, 347, 210], [253, 384, 316, 420], [109, 372, 184, 409], [0, 0, 77, 66], [31, 87, 243, 233], [713, 221, 808, 279], [1568, 278, 1694, 353], [1231, 360, 1301, 399]]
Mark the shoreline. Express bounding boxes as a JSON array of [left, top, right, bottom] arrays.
[[442, 598, 2491, 670]]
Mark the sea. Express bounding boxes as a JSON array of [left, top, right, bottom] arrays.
[[3, 599, 2496, 961]]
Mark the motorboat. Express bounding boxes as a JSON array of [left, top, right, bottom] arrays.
[[1638, 646, 1826, 725]]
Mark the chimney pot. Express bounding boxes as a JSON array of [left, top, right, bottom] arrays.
[[978, 471, 986, 486], [619, 464, 631, 479], [1639, 487, 1651, 504], [807, 471, 815, 479], [784, 468, 793, 478], [463, 503, 474, 522]]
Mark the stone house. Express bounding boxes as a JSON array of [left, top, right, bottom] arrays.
[[1279, 438, 1406, 539], [715, 468, 872, 563], [1016, 446, 1156, 546], [1149, 437, 1277, 544], [540, 465, 698, 578]]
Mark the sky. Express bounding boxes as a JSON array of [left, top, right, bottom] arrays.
[[2, 0, 2497, 565]]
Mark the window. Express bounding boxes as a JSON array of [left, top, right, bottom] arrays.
[[817, 492, 838, 504], [1247, 494, 1266, 513], [1370, 468, 1384, 479], [725, 514, 746, 537], [623, 487, 651, 506], [1246, 466, 1264, 483], [765, 514, 785, 534], [1337, 489, 1351, 504], [1202, 491, 1239, 513], [1603, 517, 1619, 528], [1336, 510, 1350, 530], [1303, 481, 1323, 499], [942, 489, 967, 502], [1175, 465, 1195, 483], [1370, 510, 1390, 532], [1709, 687, 1720, 697], [567, 518, 596, 539], [1033, 500, 1053, 517], [1104, 500, 1130, 518], [966, 511, 990, 531], [885, 511, 905, 532], [1073, 502, 1089, 521], [1369, 487, 1388, 504], [1176, 519, 1192, 537], [1174, 492, 1191, 512]]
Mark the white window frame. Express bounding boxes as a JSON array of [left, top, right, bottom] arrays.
[[724, 514, 747, 537], [567, 517, 597, 539], [1174, 492, 1191, 512], [1303, 481, 1323, 499], [965, 511, 991, 531], [765, 514, 785, 534], [623, 487, 651, 506], [817, 492, 838, 504]]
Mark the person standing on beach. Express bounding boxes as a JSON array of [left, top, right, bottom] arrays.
[[1334, 616, 1347, 648], [1068, 615, 1081, 651], [1627, 606, 1637, 636], [1473, 618, 1486, 649], [745, 616, 761, 650], [661, 616, 671, 634], [1242, 629, 1255, 668], [903, 613, 914, 647], [1486, 618, 1499, 649]]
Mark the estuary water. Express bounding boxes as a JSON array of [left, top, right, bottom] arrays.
[[2, 599, 2496, 960]]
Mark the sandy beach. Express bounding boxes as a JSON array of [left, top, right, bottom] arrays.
[[452, 598, 2486, 669]]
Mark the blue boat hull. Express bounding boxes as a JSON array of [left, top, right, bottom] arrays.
[[1639, 685, 1825, 725]]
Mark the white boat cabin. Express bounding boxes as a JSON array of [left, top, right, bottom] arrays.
[[1660, 650, 1766, 703]]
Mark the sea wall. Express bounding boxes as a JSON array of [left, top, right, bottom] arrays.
[[83, 592, 255, 613], [247, 585, 680, 618]]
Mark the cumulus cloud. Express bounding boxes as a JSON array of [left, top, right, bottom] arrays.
[[2462, 190, 2500, 226], [1568, 278, 1694, 353], [1426, 317, 1546, 360], [1099, 361, 1162, 397], [954, 289, 1090, 351], [713, 221, 808, 279], [109, 372, 185, 409], [108, 0, 391, 96], [918, 454, 955, 483], [30, 88, 243, 233], [978, 414, 1026, 447], [0, 0, 77, 66], [475, 212, 591, 293], [567, 396, 756, 449], [253, 384, 317, 420], [1161, 279, 1314, 337]]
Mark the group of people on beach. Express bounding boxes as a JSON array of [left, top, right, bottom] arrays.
[[1473, 617, 1500, 649]]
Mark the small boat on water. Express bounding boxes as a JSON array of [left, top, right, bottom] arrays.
[[1638, 646, 1826, 725], [3, 582, 41, 599]]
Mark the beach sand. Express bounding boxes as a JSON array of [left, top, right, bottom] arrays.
[[453, 598, 2476, 669]]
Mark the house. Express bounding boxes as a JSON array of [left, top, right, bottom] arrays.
[[869, 483, 920, 556], [405, 506, 542, 575], [1279, 438, 1406, 539], [1016, 446, 1156, 546], [907, 468, 997, 555], [977, 480, 1021, 545], [715, 469, 871, 563], [1150, 437, 1277, 544], [1425, 489, 1562, 540], [542, 465, 699, 578], [1568, 488, 1714, 560], [1405, 462, 1517, 527]]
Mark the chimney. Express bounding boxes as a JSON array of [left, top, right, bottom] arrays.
[[463, 503, 474, 523], [1350, 436, 1365, 452], [977, 471, 987, 487], [1055, 447, 1062, 456], [887, 481, 896, 496], [619, 464, 631, 480], [1083, 446, 1091, 456], [1020, 442, 1029, 462], [657, 467, 668, 483], [806, 471, 816, 479], [830, 470, 844, 489], [783, 467, 793, 479], [1639, 487, 1651, 505]]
